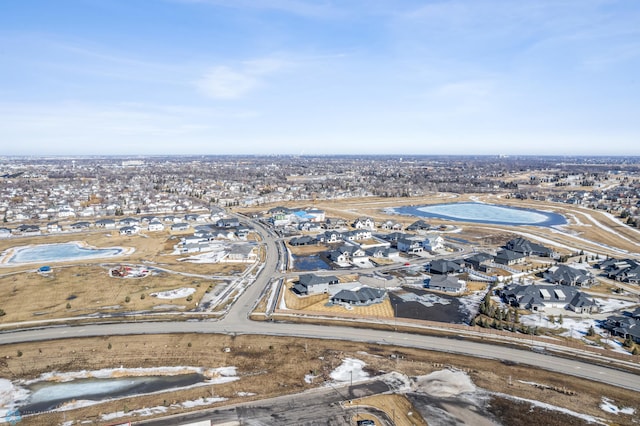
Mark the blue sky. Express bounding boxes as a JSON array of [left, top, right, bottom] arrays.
[[1, 0, 639, 156]]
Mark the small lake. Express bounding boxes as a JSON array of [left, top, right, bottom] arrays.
[[4, 242, 126, 265], [19, 373, 205, 414], [291, 254, 332, 271], [393, 202, 566, 226]]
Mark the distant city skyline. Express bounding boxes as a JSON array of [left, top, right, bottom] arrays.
[[1, 0, 639, 156]]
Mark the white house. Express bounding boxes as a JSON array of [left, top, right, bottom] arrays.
[[422, 234, 444, 252], [148, 221, 165, 231], [353, 217, 375, 230]]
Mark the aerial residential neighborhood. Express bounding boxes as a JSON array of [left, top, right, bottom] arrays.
[[1, 155, 640, 425]]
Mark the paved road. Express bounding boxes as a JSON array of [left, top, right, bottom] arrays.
[[1, 213, 639, 401], [1, 319, 639, 392], [137, 380, 392, 426]]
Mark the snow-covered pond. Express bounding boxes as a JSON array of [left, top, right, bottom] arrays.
[[1, 242, 130, 265], [391, 202, 566, 226]]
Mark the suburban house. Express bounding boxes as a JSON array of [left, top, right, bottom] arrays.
[[425, 275, 467, 294], [0, 228, 11, 238], [406, 220, 433, 232], [365, 246, 400, 260], [289, 235, 317, 246], [324, 217, 347, 229], [353, 217, 375, 230], [15, 224, 41, 235], [397, 236, 424, 254], [505, 237, 553, 257], [602, 315, 640, 344], [543, 265, 596, 287], [225, 244, 257, 262], [499, 284, 595, 312], [465, 252, 494, 272], [328, 244, 367, 264], [493, 249, 526, 265], [70, 221, 92, 230], [331, 286, 386, 306], [217, 217, 240, 228], [119, 217, 140, 227], [171, 223, 190, 231], [344, 229, 372, 241], [148, 221, 165, 231], [427, 259, 464, 275], [95, 218, 116, 229], [380, 220, 403, 231], [599, 258, 640, 283], [47, 222, 61, 233], [119, 225, 139, 235], [567, 292, 599, 314], [421, 234, 444, 252], [321, 230, 343, 243], [293, 273, 340, 295]]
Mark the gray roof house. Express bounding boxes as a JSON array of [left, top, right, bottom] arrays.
[[500, 284, 589, 312], [427, 259, 464, 275], [600, 258, 640, 283], [331, 286, 386, 306], [425, 275, 466, 294], [406, 220, 433, 231], [543, 265, 596, 287], [603, 315, 640, 344], [493, 249, 526, 265], [505, 237, 553, 257], [567, 292, 599, 314], [293, 273, 339, 295]]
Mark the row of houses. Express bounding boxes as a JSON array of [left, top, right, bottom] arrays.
[[0, 213, 238, 238], [597, 258, 640, 284], [291, 273, 387, 306]]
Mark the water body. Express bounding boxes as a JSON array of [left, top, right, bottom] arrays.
[[292, 254, 332, 271], [393, 202, 566, 226], [6, 242, 124, 264], [20, 373, 204, 414]]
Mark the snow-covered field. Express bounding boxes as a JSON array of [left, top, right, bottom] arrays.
[[150, 287, 196, 299]]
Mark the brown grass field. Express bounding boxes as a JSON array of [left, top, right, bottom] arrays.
[[0, 333, 638, 425], [0, 230, 253, 324]]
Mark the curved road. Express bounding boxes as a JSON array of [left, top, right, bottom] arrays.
[[0, 215, 638, 394]]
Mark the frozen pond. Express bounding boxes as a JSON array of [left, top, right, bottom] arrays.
[[2, 242, 128, 265], [19, 373, 204, 414], [393, 202, 566, 226]]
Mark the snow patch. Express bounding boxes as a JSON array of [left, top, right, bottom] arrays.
[[414, 369, 476, 397], [0, 378, 29, 419], [330, 358, 369, 383], [600, 397, 635, 415], [101, 406, 168, 421], [150, 287, 196, 299]]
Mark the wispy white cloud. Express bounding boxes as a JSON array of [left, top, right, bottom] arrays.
[[176, 0, 343, 18], [0, 101, 258, 154], [196, 57, 291, 99]]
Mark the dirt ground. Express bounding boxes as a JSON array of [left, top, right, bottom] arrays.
[[0, 231, 253, 324], [1, 334, 638, 425]]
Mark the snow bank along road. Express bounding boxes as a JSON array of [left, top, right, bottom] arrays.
[[0, 214, 638, 395]]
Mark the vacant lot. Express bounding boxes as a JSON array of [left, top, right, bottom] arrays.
[[0, 231, 253, 324], [0, 333, 638, 425]]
